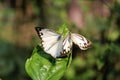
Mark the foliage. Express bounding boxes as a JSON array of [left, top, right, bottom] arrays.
[[0, 0, 120, 80], [25, 24, 72, 80], [25, 45, 71, 80], [57, 23, 69, 37]]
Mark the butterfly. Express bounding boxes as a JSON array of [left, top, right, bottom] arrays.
[[35, 27, 92, 58]]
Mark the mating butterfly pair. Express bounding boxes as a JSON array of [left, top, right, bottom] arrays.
[[35, 27, 92, 58]]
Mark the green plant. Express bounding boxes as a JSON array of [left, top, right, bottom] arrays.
[[25, 24, 72, 80]]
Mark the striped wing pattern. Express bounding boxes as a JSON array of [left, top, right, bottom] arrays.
[[35, 27, 92, 58]]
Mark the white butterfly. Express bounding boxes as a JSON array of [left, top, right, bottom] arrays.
[[35, 27, 92, 58]]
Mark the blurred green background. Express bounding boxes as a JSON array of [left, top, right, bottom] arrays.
[[0, 0, 120, 80]]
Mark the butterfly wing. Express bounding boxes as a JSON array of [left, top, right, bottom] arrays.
[[62, 35, 73, 55], [35, 27, 63, 58], [71, 33, 92, 50]]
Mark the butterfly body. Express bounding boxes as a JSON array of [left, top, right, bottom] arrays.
[[35, 27, 92, 58]]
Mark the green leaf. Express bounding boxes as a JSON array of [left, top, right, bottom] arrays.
[[25, 45, 72, 80], [57, 23, 69, 38]]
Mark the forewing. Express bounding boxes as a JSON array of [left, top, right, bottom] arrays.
[[45, 38, 63, 58], [71, 33, 92, 50], [35, 27, 63, 58]]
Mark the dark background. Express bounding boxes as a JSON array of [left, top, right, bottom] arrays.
[[0, 0, 120, 80]]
